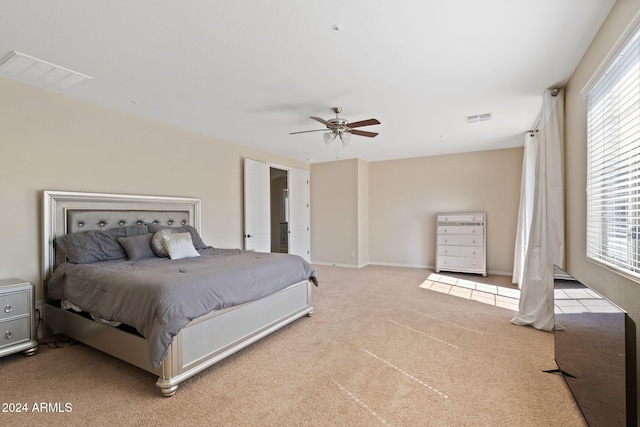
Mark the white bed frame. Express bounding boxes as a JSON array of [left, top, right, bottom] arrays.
[[42, 190, 314, 397]]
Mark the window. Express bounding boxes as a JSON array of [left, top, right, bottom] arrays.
[[586, 24, 640, 279]]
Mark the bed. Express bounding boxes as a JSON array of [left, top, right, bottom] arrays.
[[42, 190, 316, 397]]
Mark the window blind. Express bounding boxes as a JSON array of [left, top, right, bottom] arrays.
[[586, 26, 640, 279]]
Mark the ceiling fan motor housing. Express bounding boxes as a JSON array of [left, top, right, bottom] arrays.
[[328, 117, 349, 130]]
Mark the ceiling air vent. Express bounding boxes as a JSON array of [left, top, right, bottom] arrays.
[[0, 51, 92, 90], [465, 112, 493, 123]]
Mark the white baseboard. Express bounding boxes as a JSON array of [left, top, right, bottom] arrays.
[[311, 260, 513, 277], [368, 261, 431, 269], [311, 261, 361, 268], [488, 270, 513, 277]]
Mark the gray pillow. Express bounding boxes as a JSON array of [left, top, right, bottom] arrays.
[[117, 233, 156, 261], [56, 224, 149, 264], [148, 224, 207, 250]]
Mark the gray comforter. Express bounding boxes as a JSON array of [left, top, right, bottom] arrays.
[[47, 248, 318, 369]]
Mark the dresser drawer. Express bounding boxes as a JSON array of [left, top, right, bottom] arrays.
[[0, 317, 30, 349], [437, 214, 484, 224], [0, 290, 29, 321], [438, 245, 483, 258], [437, 256, 484, 271], [437, 235, 483, 247], [437, 225, 483, 236]]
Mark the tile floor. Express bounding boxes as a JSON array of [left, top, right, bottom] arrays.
[[419, 273, 520, 311]]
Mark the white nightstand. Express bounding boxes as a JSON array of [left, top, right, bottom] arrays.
[[0, 278, 38, 358]]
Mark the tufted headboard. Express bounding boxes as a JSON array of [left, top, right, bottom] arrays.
[[66, 210, 191, 233], [42, 190, 202, 286]]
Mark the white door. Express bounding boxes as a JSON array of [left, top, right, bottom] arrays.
[[244, 158, 270, 252], [288, 169, 310, 261]]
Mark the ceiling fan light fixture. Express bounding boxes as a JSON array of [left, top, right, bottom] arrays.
[[339, 131, 351, 145], [323, 131, 336, 145]]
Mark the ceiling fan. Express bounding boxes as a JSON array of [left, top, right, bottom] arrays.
[[289, 107, 380, 146]]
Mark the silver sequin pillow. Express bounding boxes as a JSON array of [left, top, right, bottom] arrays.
[[151, 228, 175, 257]]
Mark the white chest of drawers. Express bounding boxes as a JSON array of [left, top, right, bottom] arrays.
[[435, 212, 487, 277], [0, 278, 38, 358]]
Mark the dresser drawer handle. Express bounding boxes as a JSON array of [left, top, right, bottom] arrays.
[[4, 331, 12, 340], [4, 304, 12, 313]]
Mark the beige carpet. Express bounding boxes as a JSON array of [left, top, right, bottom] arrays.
[[1, 265, 586, 426]]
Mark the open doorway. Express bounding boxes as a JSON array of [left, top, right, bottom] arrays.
[[244, 158, 310, 260], [270, 167, 288, 253]]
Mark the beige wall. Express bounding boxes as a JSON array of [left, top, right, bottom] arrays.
[[369, 148, 523, 273], [311, 148, 522, 273], [0, 78, 308, 301], [310, 159, 360, 266], [565, 0, 640, 412], [357, 159, 370, 267]]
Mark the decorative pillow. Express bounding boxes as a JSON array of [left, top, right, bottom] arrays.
[[147, 224, 207, 250], [56, 224, 149, 264], [151, 229, 174, 258], [117, 233, 156, 261], [163, 232, 200, 260]]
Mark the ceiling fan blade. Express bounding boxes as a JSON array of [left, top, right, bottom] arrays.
[[347, 118, 380, 128], [350, 129, 379, 138], [289, 129, 328, 135], [310, 116, 333, 127]]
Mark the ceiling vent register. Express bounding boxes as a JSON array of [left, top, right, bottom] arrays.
[[465, 113, 493, 123], [0, 50, 92, 90]]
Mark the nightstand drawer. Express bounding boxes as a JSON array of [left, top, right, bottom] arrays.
[[0, 290, 29, 321], [0, 317, 30, 349]]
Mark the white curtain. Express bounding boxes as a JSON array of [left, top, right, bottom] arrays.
[[511, 89, 565, 331]]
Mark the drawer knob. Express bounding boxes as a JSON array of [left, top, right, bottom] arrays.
[[4, 304, 12, 313], [4, 331, 12, 339]]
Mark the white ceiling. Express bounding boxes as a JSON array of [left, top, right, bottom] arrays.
[[0, 0, 615, 163]]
